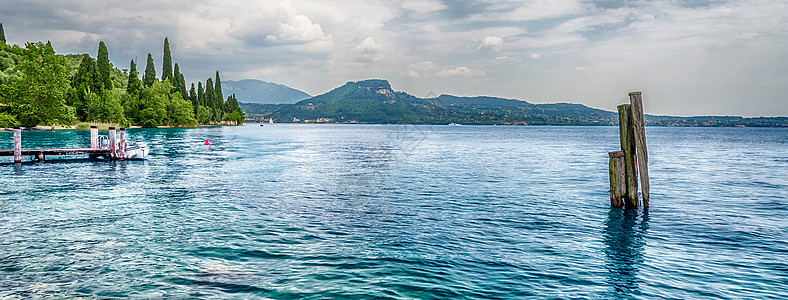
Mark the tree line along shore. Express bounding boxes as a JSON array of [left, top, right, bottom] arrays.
[[0, 24, 244, 129]]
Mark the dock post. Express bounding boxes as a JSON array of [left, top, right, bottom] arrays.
[[119, 128, 126, 160], [108, 127, 117, 160], [629, 92, 650, 208], [90, 126, 98, 148], [13, 126, 21, 163], [609, 151, 625, 207], [617, 104, 639, 207]]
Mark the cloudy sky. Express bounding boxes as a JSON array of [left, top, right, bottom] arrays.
[[2, 0, 786, 116]]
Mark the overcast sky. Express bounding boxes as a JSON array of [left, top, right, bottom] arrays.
[[2, 0, 786, 116]]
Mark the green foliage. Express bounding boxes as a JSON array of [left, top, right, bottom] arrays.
[[197, 81, 204, 107], [226, 110, 244, 124], [0, 23, 5, 44], [214, 71, 223, 110], [127, 59, 141, 97], [96, 41, 112, 90], [142, 53, 155, 87], [84, 90, 126, 125], [196, 105, 211, 124], [69, 54, 102, 118], [0, 41, 22, 85], [205, 77, 214, 121], [0, 42, 75, 126], [168, 96, 198, 127], [0, 112, 19, 128], [162, 37, 172, 82]]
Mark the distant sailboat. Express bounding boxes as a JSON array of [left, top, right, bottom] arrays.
[[269, 118, 274, 124]]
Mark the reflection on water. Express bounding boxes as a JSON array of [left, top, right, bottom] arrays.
[[604, 208, 650, 297]]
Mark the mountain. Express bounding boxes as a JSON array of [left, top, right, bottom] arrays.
[[269, 79, 618, 125], [222, 79, 310, 104]]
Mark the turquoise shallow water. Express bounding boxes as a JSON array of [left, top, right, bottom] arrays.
[[0, 125, 786, 299]]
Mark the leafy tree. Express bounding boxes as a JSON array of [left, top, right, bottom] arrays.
[[0, 112, 19, 127], [168, 96, 197, 127], [84, 89, 126, 124], [0, 23, 5, 44], [0, 42, 75, 126], [162, 37, 172, 81], [178, 73, 186, 100], [142, 53, 155, 87], [173, 63, 187, 99], [96, 41, 112, 90], [69, 54, 102, 118], [196, 105, 211, 124], [188, 82, 197, 114], [127, 59, 141, 97]]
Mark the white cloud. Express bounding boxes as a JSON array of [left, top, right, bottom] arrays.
[[353, 37, 384, 62], [402, 0, 448, 14], [530, 53, 541, 59], [467, 0, 585, 22], [495, 55, 522, 63], [478, 36, 504, 51], [227, 1, 332, 47], [404, 70, 420, 77], [437, 66, 485, 77]]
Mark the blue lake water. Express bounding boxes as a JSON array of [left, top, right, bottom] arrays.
[[1, 125, 786, 298]]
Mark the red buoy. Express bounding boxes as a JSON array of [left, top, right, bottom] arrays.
[[204, 139, 211, 145]]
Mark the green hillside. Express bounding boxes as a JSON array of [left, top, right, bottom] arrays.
[[269, 79, 617, 125]]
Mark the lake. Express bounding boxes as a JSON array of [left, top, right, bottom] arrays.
[[1, 125, 786, 298]]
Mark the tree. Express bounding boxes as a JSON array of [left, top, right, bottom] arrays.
[[205, 77, 214, 122], [214, 71, 223, 114], [96, 41, 112, 90], [70, 54, 101, 119], [0, 23, 5, 44], [197, 81, 204, 107], [84, 90, 126, 124], [127, 59, 142, 97], [173, 63, 187, 99], [162, 37, 172, 82], [142, 53, 156, 87], [0, 42, 75, 126]]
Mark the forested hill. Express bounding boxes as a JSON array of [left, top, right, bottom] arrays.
[[268, 79, 618, 125], [0, 30, 244, 128], [223, 79, 310, 104]]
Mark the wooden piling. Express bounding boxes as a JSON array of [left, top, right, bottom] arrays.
[[13, 126, 21, 163], [617, 104, 639, 207], [119, 128, 126, 160], [108, 127, 117, 160], [90, 126, 98, 148], [609, 151, 625, 207], [629, 92, 650, 207]]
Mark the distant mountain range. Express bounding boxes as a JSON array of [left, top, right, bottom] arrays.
[[242, 79, 787, 127], [223, 79, 311, 104]]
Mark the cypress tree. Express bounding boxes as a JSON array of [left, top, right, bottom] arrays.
[[142, 53, 156, 87], [189, 83, 197, 114], [197, 81, 204, 107], [96, 41, 112, 90], [214, 71, 223, 113], [1, 23, 5, 43], [178, 73, 187, 99], [127, 59, 142, 97], [162, 37, 172, 81], [205, 78, 215, 122]]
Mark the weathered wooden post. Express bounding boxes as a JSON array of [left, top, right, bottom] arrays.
[[13, 126, 22, 163], [108, 127, 117, 160], [609, 150, 626, 207], [90, 125, 98, 148], [119, 128, 126, 160], [617, 104, 639, 207], [629, 92, 650, 207]]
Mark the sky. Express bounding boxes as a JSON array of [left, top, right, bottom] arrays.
[[1, 0, 786, 116]]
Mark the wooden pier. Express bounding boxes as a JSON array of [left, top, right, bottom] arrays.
[[2, 126, 125, 163]]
